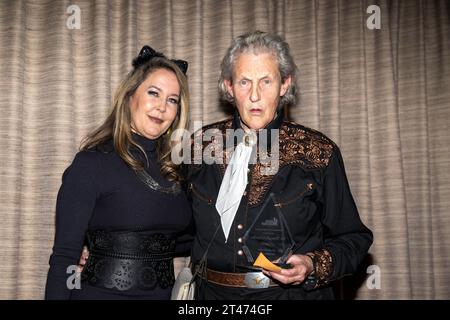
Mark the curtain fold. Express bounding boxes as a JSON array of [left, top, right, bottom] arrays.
[[0, 0, 448, 299]]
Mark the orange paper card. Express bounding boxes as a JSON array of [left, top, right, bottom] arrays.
[[253, 252, 282, 272]]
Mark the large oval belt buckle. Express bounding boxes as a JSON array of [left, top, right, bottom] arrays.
[[244, 272, 270, 289]]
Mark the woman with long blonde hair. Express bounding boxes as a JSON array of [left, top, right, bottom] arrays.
[[45, 46, 192, 299]]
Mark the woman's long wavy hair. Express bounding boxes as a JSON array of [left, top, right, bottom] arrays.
[[80, 57, 189, 183]]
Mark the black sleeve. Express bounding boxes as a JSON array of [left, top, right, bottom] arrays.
[[306, 146, 373, 289], [45, 151, 101, 299]]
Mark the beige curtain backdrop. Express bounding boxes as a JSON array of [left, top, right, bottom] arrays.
[[0, 0, 449, 299]]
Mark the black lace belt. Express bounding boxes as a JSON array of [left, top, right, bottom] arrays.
[[81, 230, 176, 291]]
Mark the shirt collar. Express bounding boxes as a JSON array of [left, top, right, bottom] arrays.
[[231, 108, 284, 150], [131, 132, 157, 152]]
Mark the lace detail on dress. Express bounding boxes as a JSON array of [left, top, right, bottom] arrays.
[[81, 230, 176, 291], [82, 255, 174, 291], [135, 169, 181, 195]]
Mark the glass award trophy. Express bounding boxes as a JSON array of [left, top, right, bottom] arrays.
[[242, 193, 295, 267]]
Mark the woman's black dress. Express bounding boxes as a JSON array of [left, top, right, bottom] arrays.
[[45, 134, 192, 299]]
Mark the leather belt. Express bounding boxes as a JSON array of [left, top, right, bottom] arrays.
[[81, 230, 176, 291], [204, 268, 278, 289], [81, 252, 175, 291]]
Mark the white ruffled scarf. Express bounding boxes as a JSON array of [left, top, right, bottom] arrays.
[[215, 131, 256, 242]]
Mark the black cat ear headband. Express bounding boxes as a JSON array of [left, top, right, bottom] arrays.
[[132, 45, 188, 75]]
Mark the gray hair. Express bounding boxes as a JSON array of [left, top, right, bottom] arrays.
[[219, 30, 298, 109]]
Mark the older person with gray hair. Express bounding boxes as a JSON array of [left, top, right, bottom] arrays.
[[185, 30, 373, 300]]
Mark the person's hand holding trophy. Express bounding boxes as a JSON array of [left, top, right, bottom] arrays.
[[242, 194, 315, 286]]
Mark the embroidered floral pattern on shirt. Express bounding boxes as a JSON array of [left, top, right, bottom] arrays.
[[309, 248, 333, 288], [189, 119, 334, 206]]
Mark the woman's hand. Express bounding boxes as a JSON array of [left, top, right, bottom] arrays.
[[262, 254, 314, 285], [76, 246, 89, 273]]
